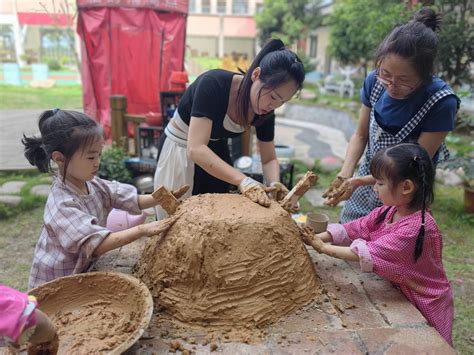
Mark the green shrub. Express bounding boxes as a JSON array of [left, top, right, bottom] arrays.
[[46, 59, 61, 71]]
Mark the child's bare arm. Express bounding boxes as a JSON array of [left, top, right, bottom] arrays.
[[27, 309, 58, 354], [300, 230, 333, 246], [301, 230, 359, 262], [93, 216, 177, 256], [318, 231, 333, 243], [318, 244, 359, 262]]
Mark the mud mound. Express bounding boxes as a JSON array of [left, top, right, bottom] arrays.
[[134, 193, 320, 328]]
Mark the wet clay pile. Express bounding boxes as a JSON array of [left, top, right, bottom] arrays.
[[29, 272, 152, 354], [134, 193, 320, 329]]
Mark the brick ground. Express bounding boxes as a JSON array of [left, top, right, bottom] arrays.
[[93, 237, 454, 354]]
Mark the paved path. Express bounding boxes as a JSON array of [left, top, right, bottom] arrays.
[[0, 109, 43, 170], [0, 106, 352, 171]]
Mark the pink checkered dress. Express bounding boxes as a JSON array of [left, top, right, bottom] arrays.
[[28, 177, 141, 289], [327, 206, 453, 346]]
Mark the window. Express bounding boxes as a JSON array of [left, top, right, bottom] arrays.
[[0, 25, 16, 62], [255, 3, 263, 14], [309, 35, 318, 58], [217, 0, 226, 14], [201, 0, 210, 13], [232, 0, 248, 15], [40, 28, 75, 64], [189, 0, 196, 13]]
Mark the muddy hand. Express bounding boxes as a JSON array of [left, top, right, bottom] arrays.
[[239, 177, 271, 207], [145, 214, 180, 237], [322, 175, 348, 199], [310, 236, 326, 253], [172, 185, 190, 199], [27, 334, 59, 355], [298, 225, 315, 245], [266, 182, 289, 202], [324, 179, 355, 207], [298, 225, 326, 253]]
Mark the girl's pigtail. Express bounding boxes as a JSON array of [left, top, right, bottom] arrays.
[[22, 134, 49, 173], [374, 206, 391, 225], [414, 156, 426, 262], [22, 109, 58, 173]]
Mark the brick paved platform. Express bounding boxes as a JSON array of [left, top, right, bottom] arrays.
[[94, 238, 454, 354]]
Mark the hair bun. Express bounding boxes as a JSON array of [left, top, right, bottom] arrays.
[[412, 7, 442, 32]]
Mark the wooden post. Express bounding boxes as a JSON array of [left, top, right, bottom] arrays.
[[124, 114, 146, 156], [110, 95, 127, 150]]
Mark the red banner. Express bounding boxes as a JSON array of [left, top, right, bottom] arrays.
[[77, 0, 189, 15], [17, 12, 73, 27]]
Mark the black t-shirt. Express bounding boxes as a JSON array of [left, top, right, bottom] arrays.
[[177, 69, 275, 142]]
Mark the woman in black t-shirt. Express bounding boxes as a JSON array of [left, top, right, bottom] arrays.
[[153, 39, 305, 219]]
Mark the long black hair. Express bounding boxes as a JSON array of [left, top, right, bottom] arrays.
[[370, 143, 435, 262], [236, 38, 305, 126], [22, 109, 103, 181], [374, 7, 442, 82]]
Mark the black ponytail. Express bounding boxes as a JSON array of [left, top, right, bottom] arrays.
[[23, 135, 49, 173], [414, 157, 427, 262], [374, 206, 391, 225], [22, 109, 58, 173], [236, 38, 305, 126]]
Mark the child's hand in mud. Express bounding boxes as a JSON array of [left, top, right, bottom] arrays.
[[298, 225, 326, 253], [27, 309, 58, 355], [298, 225, 315, 245], [143, 214, 180, 237], [27, 334, 59, 355]]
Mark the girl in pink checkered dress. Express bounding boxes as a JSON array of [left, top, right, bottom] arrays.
[[302, 143, 454, 346], [22, 109, 178, 289]]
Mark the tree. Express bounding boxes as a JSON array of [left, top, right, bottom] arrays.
[[328, 0, 412, 76], [433, 0, 474, 87], [256, 0, 323, 46]]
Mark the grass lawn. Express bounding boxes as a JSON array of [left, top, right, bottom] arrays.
[[0, 84, 83, 109]]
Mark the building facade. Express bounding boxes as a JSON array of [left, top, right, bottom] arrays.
[[300, 0, 335, 75], [0, 0, 78, 67], [187, 0, 263, 58]]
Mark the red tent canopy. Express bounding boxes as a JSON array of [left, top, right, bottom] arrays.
[[77, 0, 188, 139]]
